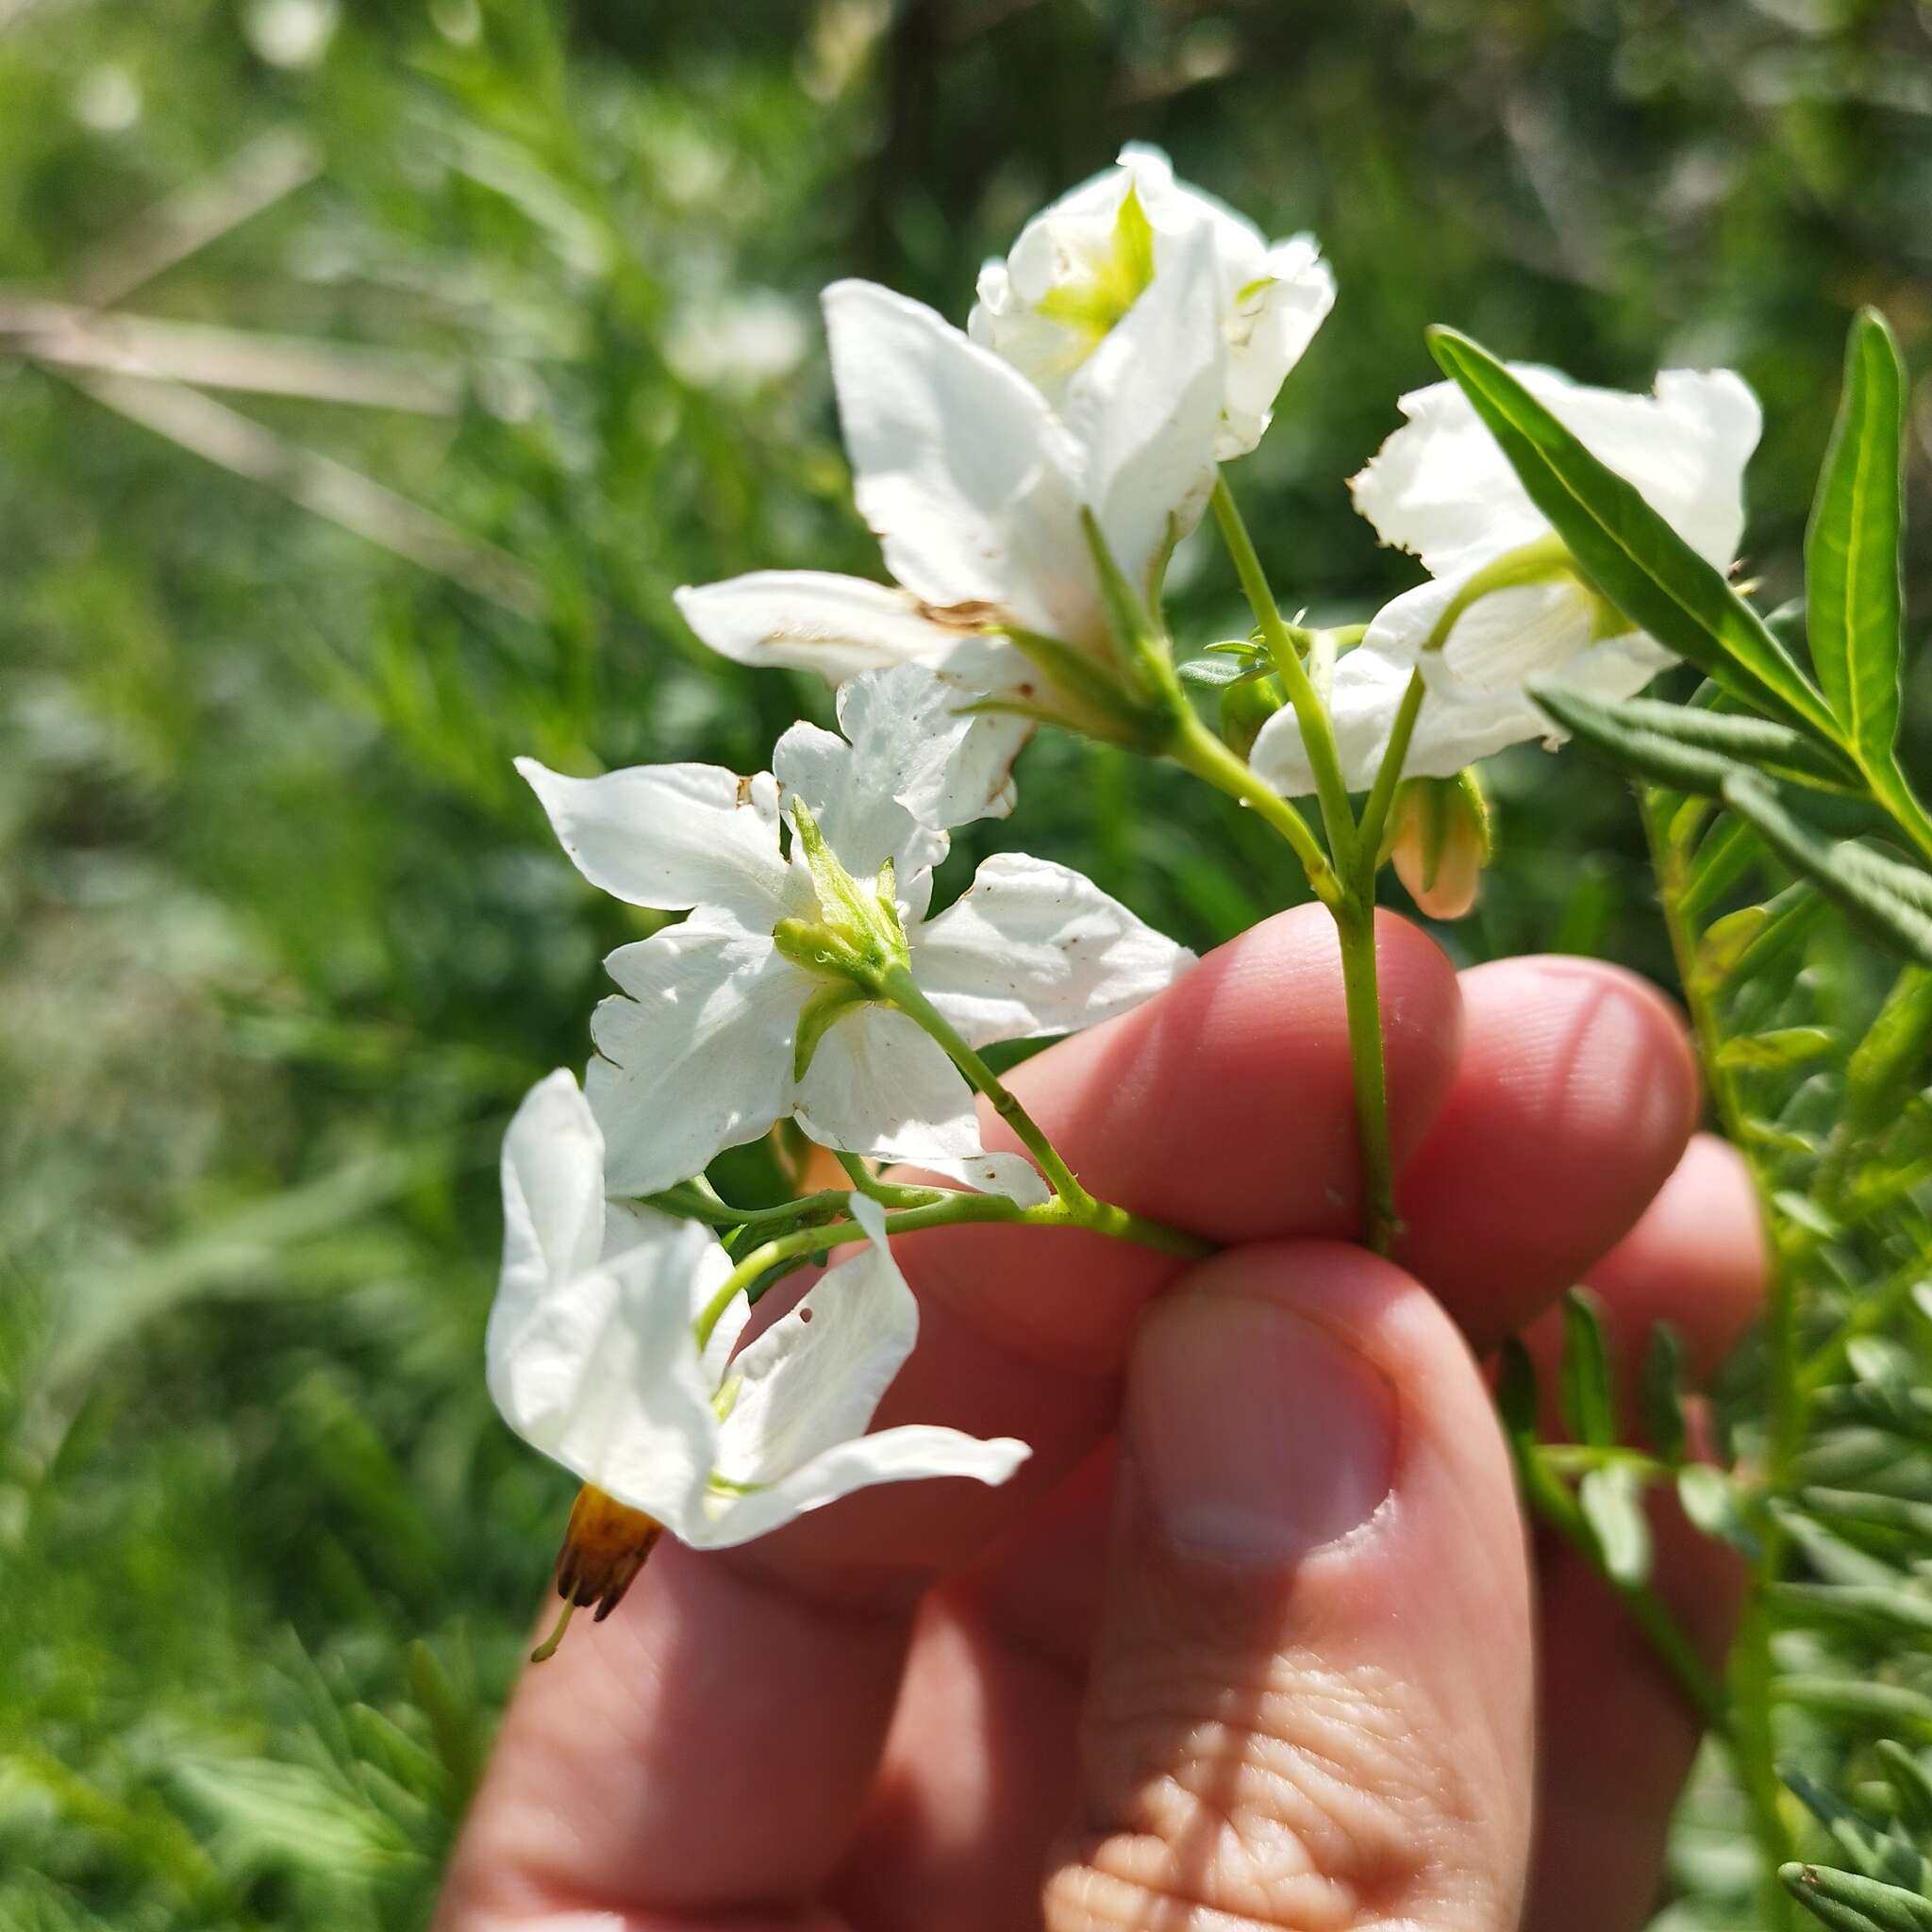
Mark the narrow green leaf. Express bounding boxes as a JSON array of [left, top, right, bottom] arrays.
[[1774, 1581, 1932, 1638], [1807, 308, 1906, 769], [1722, 773, 1932, 966], [1720, 1026, 1840, 1071], [1785, 1767, 1932, 1888], [1775, 1677, 1932, 1738], [1557, 1288, 1615, 1447], [1802, 1488, 1932, 1541], [1534, 684, 1856, 796], [1701, 903, 1772, 980], [1876, 1741, 1932, 1840], [1641, 1323, 1689, 1464], [1427, 327, 1841, 742], [1679, 1463, 1762, 1557], [1579, 1464, 1654, 1585], [1844, 968, 1932, 1141], [1177, 655, 1253, 688], [1782, 1863, 1932, 1932]]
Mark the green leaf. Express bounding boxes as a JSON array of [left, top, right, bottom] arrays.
[[1557, 1288, 1615, 1447], [1533, 684, 1856, 796], [1177, 655, 1253, 688], [1782, 1863, 1932, 1932], [1777, 1677, 1932, 1738], [1844, 967, 1932, 1141], [1579, 1464, 1653, 1585], [1802, 1488, 1932, 1541], [1785, 1767, 1932, 1888], [1426, 327, 1841, 742], [1720, 1026, 1840, 1071], [1640, 1322, 1689, 1464], [1807, 308, 1906, 771], [1722, 773, 1932, 966], [1774, 1581, 1932, 1638], [1876, 1741, 1932, 1840], [1679, 1463, 1762, 1557], [1701, 903, 1772, 979]]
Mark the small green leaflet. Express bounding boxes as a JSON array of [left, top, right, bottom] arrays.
[[1427, 326, 1842, 745], [1807, 309, 1907, 775], [1557, 1288, 1615, 1448]]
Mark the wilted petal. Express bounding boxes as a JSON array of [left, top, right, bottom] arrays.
[[912, 852, 1195, 1047], [517, 757, 798, 928], [698, 1424, 1031, 1548], [589, 922, 812, 1196], [823, 279, 1100, 646], [793, 1003, 982, 1166], [1063, 221, 1224, 588], [674, 571, 967, 682], [487, 1202, 723, 1534], [711, 1194, 916, 1491], [900, 1150, 1050, 1208]]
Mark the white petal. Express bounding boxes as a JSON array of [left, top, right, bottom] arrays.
[[1063, 222, 1224, 588], [712, 1192, 913, 1490], [900, 1151, 1050, 1208], [517, 757, 794, 928], [605, 1197, 751, 1379], [835, 660, 1023, 835], [691, 1424, 1030, 1548], [1350, 365, 1761, 579], [673, 571, 966, 682], [587, 922, 810, 1196], [912, 852, 1195, 1048], [494, 1070, 608, 1322], [1217, 235, 1336, 459], [823, 279, 1102, 647], [793, 1003, 982, 1165], [486, 1202, 723, 1532]]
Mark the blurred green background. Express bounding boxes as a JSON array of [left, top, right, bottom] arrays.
[[2, 1, 1928, 1924]]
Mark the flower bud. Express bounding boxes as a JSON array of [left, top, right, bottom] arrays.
[[1220, 671, 1286, 761], [1388, 771, 1491, 921]]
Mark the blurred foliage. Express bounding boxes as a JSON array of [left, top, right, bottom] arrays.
[[1, 0, 1929, 1923]]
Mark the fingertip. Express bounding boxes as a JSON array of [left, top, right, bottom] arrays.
[[1584, 1131, 1768, 1381], [1396, 956, 1701, 1346]]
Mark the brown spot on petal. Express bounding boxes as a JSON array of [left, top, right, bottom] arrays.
[[552, 1484, 665, 1624], [734, 774, 755, 807], [915, 598, 1004, 632]]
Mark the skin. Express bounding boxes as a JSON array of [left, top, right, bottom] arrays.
[[436, 906, 1766, 1932]]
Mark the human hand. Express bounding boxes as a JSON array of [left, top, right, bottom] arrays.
[[435, 906, 1764, 1932]]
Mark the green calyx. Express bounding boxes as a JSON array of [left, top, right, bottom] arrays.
[[1421, 532, 1629, 653], [771, 801, 912, 1075]]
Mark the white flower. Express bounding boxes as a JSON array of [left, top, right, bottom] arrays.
[[969, 143, 1336, 461], [673, 231, 1226, 724], [519, 665, 1194, 1198], [488, 1070, 1029, 1550], [1251, 364, 1762, 793]]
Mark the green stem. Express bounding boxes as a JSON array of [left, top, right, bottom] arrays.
[[1641, 787, 1798, 1927], [1210, 475, 1358, 873], [882, 968, 1097, 1209], [1513, 1437, 1731, 1735], [692, 1187, 1210, 1351], [1167, 707, 1341, 908], [1356, 667, 1427, 871], [1337, 900, 1398, 1255]]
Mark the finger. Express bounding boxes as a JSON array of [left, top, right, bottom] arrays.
[[1396, 956, 1702, 1350], [1523, 1135, 1768, 1932], [1045, 1240, 1535, 1930]]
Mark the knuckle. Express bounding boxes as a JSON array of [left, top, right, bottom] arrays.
[[1044, 1640, 1509, 1931]]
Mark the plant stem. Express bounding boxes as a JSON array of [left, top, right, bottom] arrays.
[[1356, 667, 1427, 870], [691, 1186, 1209, 1351], [1336, 899, 1398, 1255], [1167, 707, 1341, 908], [1641, 786, 1798, 1927], [1210, 475, 1358, 873]]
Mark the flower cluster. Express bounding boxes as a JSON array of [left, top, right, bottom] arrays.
[[489, 144, 1764, 1636]]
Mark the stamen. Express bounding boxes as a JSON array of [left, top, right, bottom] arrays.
[[535, 1484, 666, 1660]]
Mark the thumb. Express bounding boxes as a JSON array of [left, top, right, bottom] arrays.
[[1046, 1241, 1535, 1932]]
